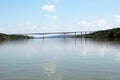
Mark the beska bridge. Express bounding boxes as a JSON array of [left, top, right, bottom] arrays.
[[19, 31, 94, 38]]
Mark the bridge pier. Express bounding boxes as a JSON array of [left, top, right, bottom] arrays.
[[74, 32, 77, 38], [81, 32, 82, 38], [64, 33, 66, 38], [42, 34, 45, 39]]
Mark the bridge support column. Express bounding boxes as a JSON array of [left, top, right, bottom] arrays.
[[81, 32, 82, 38], [74, 32, 77, 38], [64, 33, 66, 38], [42, 34, 45, 39]]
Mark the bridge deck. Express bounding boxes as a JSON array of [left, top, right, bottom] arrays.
[[10, 31, 94, 37], [25, 31, 93, 35]]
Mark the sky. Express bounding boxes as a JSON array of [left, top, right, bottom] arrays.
[[0, 0, 120, 33]]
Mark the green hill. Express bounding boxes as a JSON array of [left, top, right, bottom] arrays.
[[0, 33, 33, 40], [84, 28, 120, 40]]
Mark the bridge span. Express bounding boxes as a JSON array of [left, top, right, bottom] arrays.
[[16, 31, 94, 39]]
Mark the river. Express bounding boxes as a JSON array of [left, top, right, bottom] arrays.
[[0, 38, 120, 80]]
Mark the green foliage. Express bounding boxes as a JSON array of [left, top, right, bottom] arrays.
[[0, 33, 33, 40], [85, 28, 120, 40]]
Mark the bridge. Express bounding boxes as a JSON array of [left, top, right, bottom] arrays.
[[16, 31, 94, 39]]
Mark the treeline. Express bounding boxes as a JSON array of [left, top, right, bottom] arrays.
[[84, 28, 120, 40], [0, 33, 33, 40]]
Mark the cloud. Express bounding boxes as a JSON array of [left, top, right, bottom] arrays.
[[78, 20, 88, 25], [41, 5, 56, 12], [53, 16, 57, 19], [78, 19, 106, 27], [115, 15, 120, 23], [26, 21, 30, 26], [31, 25, 37, 30], [95, 19, 106, 27], [78, 20, 93, 27], [18, 21, 37, 31], [78, 19, 109, 30], [26, 22, 37, 30], [44, 14, 57, 19], [78, 19, 111, 30]]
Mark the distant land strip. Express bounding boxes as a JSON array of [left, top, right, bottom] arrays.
[[0, 33, 33, 40], [82, 28, 120, 40]]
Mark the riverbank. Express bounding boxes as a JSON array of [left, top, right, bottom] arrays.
[[82, 28, 120, 40], [0, 33, 33, 40]]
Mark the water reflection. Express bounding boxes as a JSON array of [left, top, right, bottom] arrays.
[[0, 38, 120, 80], [17, 40, 39, 59], [116, 51, 120, 62], [82, 47, 88, 57], [98, 45, 107, 57], [43, 53, 62, 80], [42, 46, 62, 80]]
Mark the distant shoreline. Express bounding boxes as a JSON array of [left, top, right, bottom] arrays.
[[0, 33, 33, 40], [82, 28, 120, 40], [1, 28, 120, 40]]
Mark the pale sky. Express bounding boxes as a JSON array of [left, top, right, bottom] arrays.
[[0, 0, 120, 33]]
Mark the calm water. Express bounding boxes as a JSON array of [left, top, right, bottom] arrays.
[[0, 38, 120, 80]]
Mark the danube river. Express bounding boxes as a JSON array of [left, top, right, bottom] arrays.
[[0, 38, 120, 80]]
